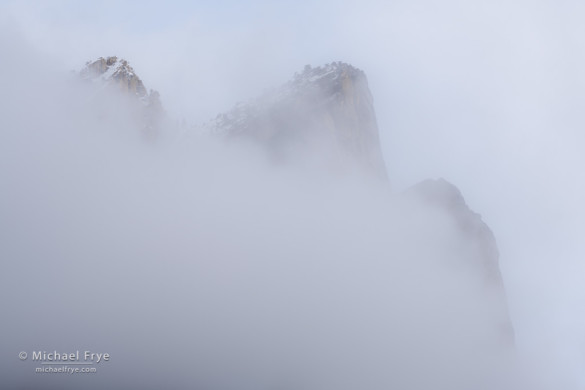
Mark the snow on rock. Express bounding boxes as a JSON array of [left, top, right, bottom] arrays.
[[203, 62, 388, 179], [80, 56, 150, 102], [78, 56, 166, 140]]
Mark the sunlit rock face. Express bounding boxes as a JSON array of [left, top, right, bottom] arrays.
[[205, 62, 388, 179], [79, 56, 165, 140], [407, 178, 515, 346], [81, 56, 147, 98]]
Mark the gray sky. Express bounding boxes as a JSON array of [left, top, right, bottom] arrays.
[[2, 0, 585, 386]]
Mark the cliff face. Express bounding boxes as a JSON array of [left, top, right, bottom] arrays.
[[407, 178, 515, 346], [79, 56, 165, 140], [205, 62, 388, 179], [81, 56, 148, 98], [202, 62, 514, 346], [73, 58, 514, 347]]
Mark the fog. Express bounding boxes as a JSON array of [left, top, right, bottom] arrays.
[[1, 1, 585, 389]]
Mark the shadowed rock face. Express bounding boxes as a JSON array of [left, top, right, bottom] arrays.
[[205, 62, 388, 179], [407, 178, 515, 346]]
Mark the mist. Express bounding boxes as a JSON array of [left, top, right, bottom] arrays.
[[1, 1, 585, 389]]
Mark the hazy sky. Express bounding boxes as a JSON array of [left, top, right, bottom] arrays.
[[2, 0, 585, 387]]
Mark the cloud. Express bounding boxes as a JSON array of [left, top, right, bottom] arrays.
[[1, 1, 585, 388]]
